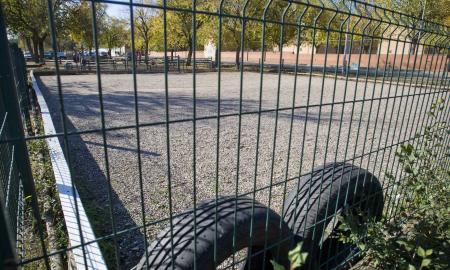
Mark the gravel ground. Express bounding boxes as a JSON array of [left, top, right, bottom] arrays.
[[38, 71, 446, 269]]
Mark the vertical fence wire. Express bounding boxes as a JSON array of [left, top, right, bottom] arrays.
[[129, 0, 150, 268], [214, 1, 224, 268], [90, 2, 122, 268], [162, 1, 175, 268]]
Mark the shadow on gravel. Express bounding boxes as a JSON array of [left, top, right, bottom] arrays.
[[36, 77, 145, 269], [84, 140, 161, 157], [51, 89, 348, 132]]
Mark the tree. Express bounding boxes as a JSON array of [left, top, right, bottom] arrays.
[[134, 6, 153, 63], [66, 1, 106, 53], [375, 0, 450, 53], [380, 0, 450, 24], [152, 0, 214, 66], [206, 0, 304, 67], [3, 0, 65, 62], [296, 0, 352, 53], [101, 16, 129, 58], [263, 1, 299, 51], [216, 0, 262, 68]]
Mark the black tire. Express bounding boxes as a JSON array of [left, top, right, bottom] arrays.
[[282, 162, 384, 269], [136, 196, 292, 270]]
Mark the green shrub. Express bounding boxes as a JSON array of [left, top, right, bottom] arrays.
[[271, 242, 308, 270], [339, 99, 450, 269]]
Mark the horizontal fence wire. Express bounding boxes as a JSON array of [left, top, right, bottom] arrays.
[[0, 0, 449, 269]]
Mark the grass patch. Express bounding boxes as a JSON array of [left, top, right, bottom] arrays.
[[23, 108, 69, 269]]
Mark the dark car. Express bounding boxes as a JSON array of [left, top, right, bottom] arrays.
[[44, 51, 67, 60], [44, 51, 53, 59], [24, 52, 33, 61]]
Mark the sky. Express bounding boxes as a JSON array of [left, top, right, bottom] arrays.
[[106, 3, 128, 19], [106, 0, 156, 19]]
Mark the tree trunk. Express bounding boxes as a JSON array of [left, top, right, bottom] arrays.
[[411, 36, 418, 55], [235, 47, 240, 69], [25, 37, 34, 60], [144, 40, 149, 64], [108, 48, 112, 59], [32, 38, 39, 63], [186, 43, 193, 66], [38, 39, 45, 63]]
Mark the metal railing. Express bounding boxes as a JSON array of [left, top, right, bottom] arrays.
[[0, 0, 449, 269]]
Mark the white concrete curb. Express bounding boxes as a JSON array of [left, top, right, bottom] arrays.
[[30, 71, 107, 270]]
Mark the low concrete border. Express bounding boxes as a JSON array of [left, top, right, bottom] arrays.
[[30, 71, 107, 270]]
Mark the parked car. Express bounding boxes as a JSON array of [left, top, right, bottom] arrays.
[[57, 52, 67, 59], [44, 51, 53, 59], [43, 51, 67, 60], [24, 52, 33, 61], [81, 51, 97, 60], [83, 51, 94, 57]]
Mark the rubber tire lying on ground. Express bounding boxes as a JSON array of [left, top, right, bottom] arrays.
[[136, 196, 292, 270], [282, 162, 384, 269]]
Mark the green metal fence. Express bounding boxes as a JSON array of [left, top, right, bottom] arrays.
[[0, 13, 48, 269], [1, 0, 449, 269]]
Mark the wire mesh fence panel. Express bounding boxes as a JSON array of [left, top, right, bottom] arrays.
[[0, 0, 449, 269], [0, 10, 50, 269]]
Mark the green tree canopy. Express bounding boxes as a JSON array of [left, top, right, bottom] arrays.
[[101, 16, 129, 58], [3, 0, 66, 62], [134, 4, 154, 62], [151, 0, 215, 65], [381, 0, 450, 25], [66, 1, 107, 52]]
